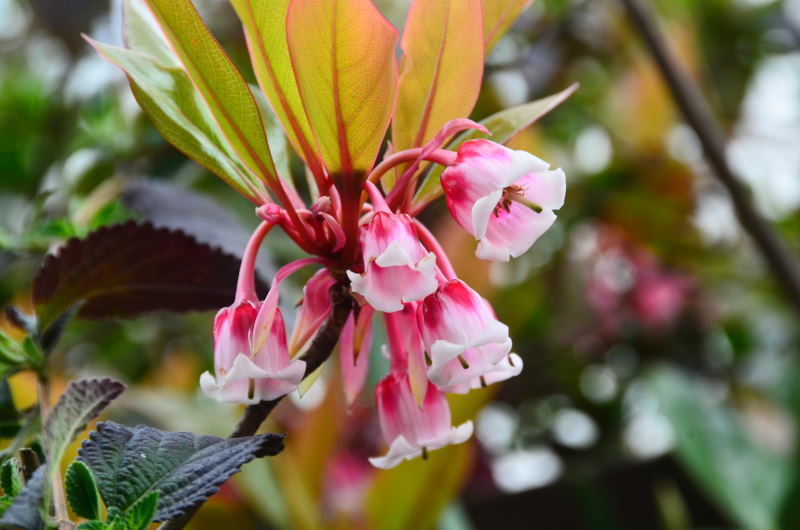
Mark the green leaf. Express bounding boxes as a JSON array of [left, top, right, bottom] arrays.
[[33, 221, 252, 329], [649, 367, 791, 530], [412, 83, 579, 210], [0, 459, 22, 497], [142, 0, 278, 193], [0, 331, 27, 368], [0, 466, 45, 529], [66, 460, 101, 520], [0, 495, 13, 516], [43, 378, 125, 487], [78, 421, 284, 521], [125, 491, 159, 530], [88, 37, 266, 204], [75, 521, 107, 530]]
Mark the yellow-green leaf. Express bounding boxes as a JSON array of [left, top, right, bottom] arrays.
[[230, 0, 325, 180], [89, 39, 266, 203], [389, 0, 484, 188], [412, 83, 579, 212], [286, 0, 398, 177], [143, 0, 277, 191], [483, 0, 533, 53]]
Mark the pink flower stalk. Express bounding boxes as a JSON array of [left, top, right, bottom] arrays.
[[417, 280, 521, 393], [347, 211, 438, 312], [199, 302, 305, 404], [369, 371, 472, 469], [441, 139, 566, 262], [339, 307, 374, 407], [289, 269, 336, 356]]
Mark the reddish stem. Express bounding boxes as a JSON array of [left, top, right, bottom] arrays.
[[235, 220, 276, 302]]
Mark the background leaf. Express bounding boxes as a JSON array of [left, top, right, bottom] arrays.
[[66, 460, 101, 520], [649, 367, 791, 530], [0, 466, 45, 529], [482, 0, 533, 53], [412, 84, 578, 209], [43, 378, 126, 483], [33, 221, 250, 329], [389, 0, 484, 188], [78, 421, 285, 521], [286, 0, 398, 175]]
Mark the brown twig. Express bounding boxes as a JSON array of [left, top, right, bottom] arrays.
[[159, 278, 353, 529], [619, 0, 800, 317]]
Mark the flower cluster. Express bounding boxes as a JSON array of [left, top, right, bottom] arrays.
[[96, 0, 567, 469], [201, 132, 565, 468]]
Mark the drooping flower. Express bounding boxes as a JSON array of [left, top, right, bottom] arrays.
[[347, 211, 437, 312], [441, 139, 566, 262], [369, 371, 472, 469], [417, 279, 521, 393], [200, 301, 305, 404]]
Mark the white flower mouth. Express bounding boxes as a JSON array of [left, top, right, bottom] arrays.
[[368, 421, 473, 469], [200, 353, 305, 404]]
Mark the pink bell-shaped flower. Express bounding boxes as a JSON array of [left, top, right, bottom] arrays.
[[369, 371, 472, 469], [347, 211, 438, 312], [417, 279, 521, 393], [200, 301, 306, 404], [441, 139, 565, 262]]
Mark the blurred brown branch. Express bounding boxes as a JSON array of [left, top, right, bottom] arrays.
[[619, 0, 800, 318]]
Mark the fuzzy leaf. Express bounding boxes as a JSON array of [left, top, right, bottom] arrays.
[[0, 466, 44, 529], [66, 460, 101, 520], [125, 491, 159, 530], [412, 84, 578, 209], [0, 459, 22, 498], [142, 0, 278, 193], [286, 0, 398, 176], [389, 0, 484, 188], [44, 379, 126, 484], [33, 221, 249, 329], [483, 0, 533, 53], [78, 421, 285, 521], [75, 522, 107, 530], [230, 0, 324, 178]]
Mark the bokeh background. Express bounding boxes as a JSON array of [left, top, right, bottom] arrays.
[[3, 0, 800, 528]]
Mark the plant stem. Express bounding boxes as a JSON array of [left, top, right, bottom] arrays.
[[37, 377, 72, 530], [619, 0, 800, 318], [159, 274, 353, 529]]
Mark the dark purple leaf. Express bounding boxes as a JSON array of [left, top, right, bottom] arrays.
[[33, 221, 250, 328]]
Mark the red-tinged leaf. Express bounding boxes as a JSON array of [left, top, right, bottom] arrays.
[[483, 0, 533, 53], [230, 0, 325, 181], [142, 0, 278, 194], [33, 221, 252, 329], [389, 0, 484, 187], [286, 0, 398, 177]]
